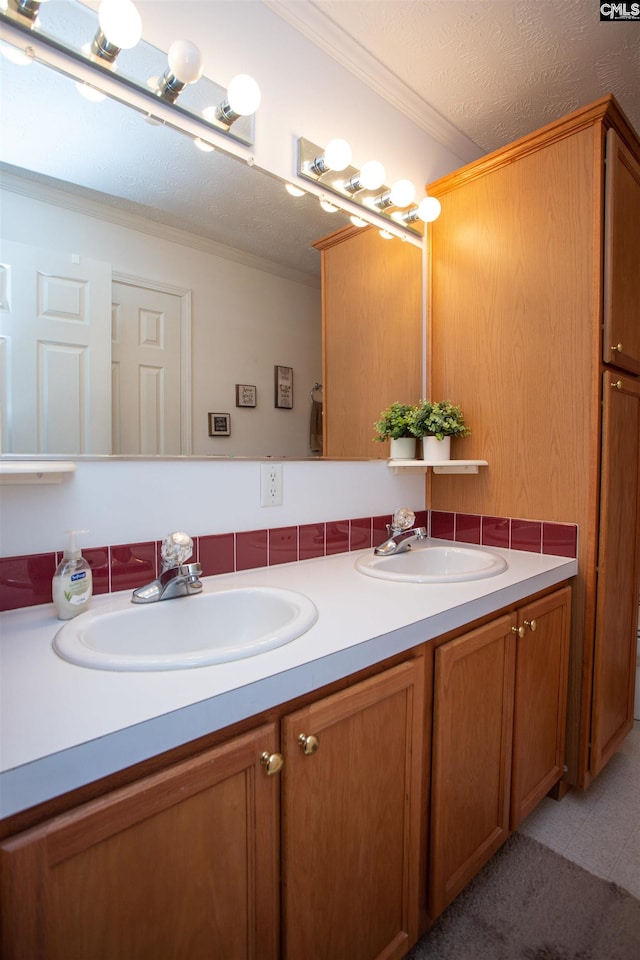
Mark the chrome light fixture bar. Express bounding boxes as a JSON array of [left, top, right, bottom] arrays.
[[297, 137, 423, 237], [0, 7, 257, 148]]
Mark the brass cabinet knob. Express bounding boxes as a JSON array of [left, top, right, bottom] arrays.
[[611, 380, 622, 390], [298, 733, 320, 755], [260, 751, 284, 776], [524, 618, 537, 632], [611, 343, 623, 353], [511, 625, 526, 639]]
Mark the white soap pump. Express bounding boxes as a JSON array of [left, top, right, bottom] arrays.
[[52, 530, 93, 621]]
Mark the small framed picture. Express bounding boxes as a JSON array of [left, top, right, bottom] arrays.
[[274, 365, 293, 409], [235, 384, 257, 408], [208, 412, 231, 436]]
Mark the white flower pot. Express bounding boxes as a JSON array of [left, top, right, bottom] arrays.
[[389, 437, 416, 460], [422, 436, 451, 462]]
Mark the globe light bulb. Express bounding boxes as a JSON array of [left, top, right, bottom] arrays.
[[167, 39, 203, 84], [389, 179, 416, 208], [359, 160, 386, 191], [417, 196, 442, 222], [324, 138, 352, 172], [320, 198, 339, 213], [98, 0, 142, 50], [286, 183, 306, 197], [226, 74, 261, 116], [350, 215, 368, 228]]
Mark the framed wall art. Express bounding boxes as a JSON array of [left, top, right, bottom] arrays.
[[235, 384, 257, 408], [274, 365, 293, 409], [208, 412, 231, 436]]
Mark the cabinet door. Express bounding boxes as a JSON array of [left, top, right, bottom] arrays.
[[281, 659, 425, 960], [591, 374, 640, 777], [510, 587, 571, 829], [603, 128, 640, 375], [429, 615, 516, 919], [0, 724, 280, 960]]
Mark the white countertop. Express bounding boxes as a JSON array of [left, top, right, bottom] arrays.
[[0, 541, 577, 819]]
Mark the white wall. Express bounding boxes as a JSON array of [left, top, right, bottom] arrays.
[[0, 0, 472, 558]]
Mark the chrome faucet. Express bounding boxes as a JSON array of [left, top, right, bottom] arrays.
[[131, 532, 203, 603], [374, 508, 427, 556]]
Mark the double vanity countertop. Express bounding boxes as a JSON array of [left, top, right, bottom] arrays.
[[0, 541, 577, 819]]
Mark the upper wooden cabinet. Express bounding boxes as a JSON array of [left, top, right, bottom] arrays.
[[603, 128, 640, 375], [426, 95, 640, 790], [314, 225, 422, 459]]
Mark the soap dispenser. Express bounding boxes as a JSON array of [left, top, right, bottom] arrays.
[[52, 530, 93, 620]]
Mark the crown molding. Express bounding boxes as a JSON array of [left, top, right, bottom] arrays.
[[263, 0, 483, 165], [0, 169, 320, 290]]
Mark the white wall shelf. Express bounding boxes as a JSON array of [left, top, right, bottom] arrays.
[[388, 459, 488, 475], [0, 461, 77, 485]]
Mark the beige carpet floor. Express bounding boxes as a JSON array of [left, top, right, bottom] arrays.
[[407, 833, 640, 960]]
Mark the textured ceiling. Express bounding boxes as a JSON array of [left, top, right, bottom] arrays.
[[276, 0, 640, 154]]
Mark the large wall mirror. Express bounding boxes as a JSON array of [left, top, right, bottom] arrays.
[[0, 0, 423, 460]]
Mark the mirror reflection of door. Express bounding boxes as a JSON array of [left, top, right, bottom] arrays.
[[111, 280, 185, 455], [0, 240, 111, 454]]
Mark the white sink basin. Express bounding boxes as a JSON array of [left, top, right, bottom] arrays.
[[53, 586, 318, 671], [355, 543, 508, 583]]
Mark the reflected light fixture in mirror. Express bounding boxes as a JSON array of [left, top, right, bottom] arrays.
[[297, 138, 426, 237], [0, 1, 259, 147], [90, 0, 142, 65]]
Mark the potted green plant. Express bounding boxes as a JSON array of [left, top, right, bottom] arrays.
[[409, 400, 470, 461], [373, 402, 417, 459]]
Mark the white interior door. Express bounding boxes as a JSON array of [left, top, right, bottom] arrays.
[[0, 240, 111, 454], [111, 280, 184, 455]]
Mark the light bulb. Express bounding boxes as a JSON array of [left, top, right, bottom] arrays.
[[350, 215, 368, 228], [359, 160, 386, 191], [417, 196, 442, 222], [389, 179, 416, 208], [194, 138, 215, 153], [0, 40, 32, 65], [324, 138, 352, 172], [98, 0, 142, 50], [76, 81, 107, 102], [379, 230, 394, 240], [286, 184, 306, 197], [226, 74, 261, 116], [320, 198, 339, 213], [167, 39, 203, 84]]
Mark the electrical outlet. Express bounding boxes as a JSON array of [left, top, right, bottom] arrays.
[[260, 462, 283, 506]]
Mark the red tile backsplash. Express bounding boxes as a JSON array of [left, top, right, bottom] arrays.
[[0, 509, 577, 612]]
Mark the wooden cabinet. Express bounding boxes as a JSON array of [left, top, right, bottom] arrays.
[[0, 724, 280, 960], [510, 587, 571, 828], [429, 614, 515, 919], [281, 659, 424, 960], [313, 225, 422, 458], [0, 659, 425, 960], [427, 94, 640, 789], [429, 588, 571, 918], [603, 128, 640, 375], [590, 375, 640, 775]]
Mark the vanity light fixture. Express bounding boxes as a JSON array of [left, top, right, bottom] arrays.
[[90, 0, 142, 66], [157, 38, 203, 102], [308, 138, 353, 176], [320, 197, 339, 213], [5, 0, 47, 24], [342, 159, 386, 195], [215, 73, 261, 126], [395, 196, 442, 224]]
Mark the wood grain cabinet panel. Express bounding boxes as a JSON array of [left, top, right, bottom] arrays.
[[281, 659, 425, 960], [0, 724, 280, 960], [591, 375, 640, 775], [429, 614, 516, 919], [510, 587, 572, 829]]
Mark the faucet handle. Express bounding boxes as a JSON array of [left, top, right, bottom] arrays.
[[161, 532, 194, 569], [392, 508, 416, 531]]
